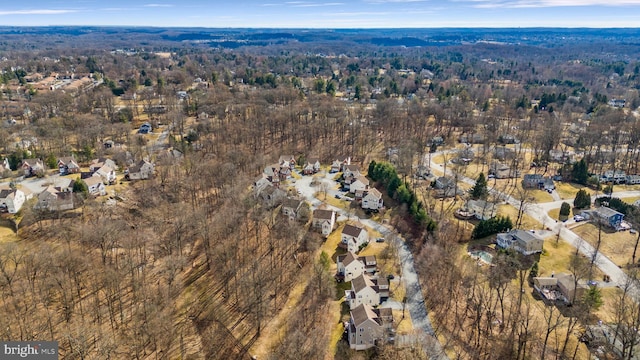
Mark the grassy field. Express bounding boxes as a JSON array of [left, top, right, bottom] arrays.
[[0, 224, 18, 243], [497, 204, 542, 230], [573, 224, 638, 268], [555, 182, 586, 200], [538, 237, 603, 279]]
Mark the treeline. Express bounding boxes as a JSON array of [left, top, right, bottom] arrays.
[[472, 215, 513, 239], [368, 160, 437, 232]]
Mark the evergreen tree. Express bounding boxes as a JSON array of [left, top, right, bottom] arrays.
[[560, 202, 571, 217], [571, 159, 589, 185], [471, 172, 489, 200], [574, 189, 591, 209], [73, 178, 88, 194]]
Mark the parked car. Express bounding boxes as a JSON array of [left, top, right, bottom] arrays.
[[376, 237, 385, 243], [574, 215, 585, 222], [335, 194, 341, 199], [387, 274, 395, 280]]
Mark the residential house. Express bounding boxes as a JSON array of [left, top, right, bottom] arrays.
[[254, 176, 272, 192], [522, 174, 544, 189], [349, 176, 369, 194], [343, 165, 361, 179], [602, 170, 627, 184], [34, 186, 74, 211], [453, 148, 474, 165], [21, 159, 45, 177], [337, 251, 365, 282], [0, 187, 26, 213], [303, 158, 321, 175], [126, 160, 154, 180], [415, 165, 430, 179], [626, 175, 640, 185], [533, 273, 587, 304], [362, 188, 383, 211], [490, 162, 519, 179], [330, 156, 351, 173], [341, 224, 369, 253], [89, 158, 117, 173], [281, 198, 303, 220], [496, 229, 544, 255], [592, 206, 624, 229], [312, 209, 336, 237], [278, 155, 296, 169], [608, 99, 626, 108], [345, 274, 389, 310], [94, 165, 117, 184], [255, 184, 286, 209], [499, 134, 520, 144], [337, 252, 378, 282], [465, 199, 495, 220], [433, 176, 462, 198], [347, 304, 393, 350], [58, 156, 80, 175], [263, 164, 283, 184], [137, 122, 152, 134], [84, 176, 106, 196]]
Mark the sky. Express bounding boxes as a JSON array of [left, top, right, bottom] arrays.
[[1, 0, 640, 28]]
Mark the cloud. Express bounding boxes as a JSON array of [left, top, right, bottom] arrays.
[[0, 9, 79, 15], [144, 3, 174, 7], [470, 0, 640, 7], [291, 2, 344, 6], [364, 0, 428, 3]]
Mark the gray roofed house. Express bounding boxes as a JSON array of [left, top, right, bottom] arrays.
[[496, 229, 544, 255], [592, 206, 624, 229], [341, 224, 369, 253], [281, 198, 303, 220], [312, 209, 336, 237]]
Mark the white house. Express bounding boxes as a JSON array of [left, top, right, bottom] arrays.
[[345, 274, 389, 310], [341, 224, 369, 253], [35, 186, 74, 211], [312, 209, 336, 237], [94, 165, 117, 184], [343, 165, 361, 179], [84, 176, 106, 196], [362, 188, 383, 211], [349, 176, 369, 194], [303, 158, 321, 175], [337, 252, 366, 282], [496, 229, 544, 255], [126, 160, 154, 180], [58, 156, 80, 175], [0, 188, 26, 213], [90, 158, 117, 173]]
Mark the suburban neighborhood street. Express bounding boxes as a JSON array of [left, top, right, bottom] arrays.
[[293, 171, 448, 359], [429, 154, 640, 301]]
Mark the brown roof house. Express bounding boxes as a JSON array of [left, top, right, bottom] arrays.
[[303, 157, 321, 175], [21, 159, 45, 177], [312, 209, 336, 237], [345, 273, 389, 310], [343, 164, 361, 179], [347, 304, 393, 350], [35, 186, 74, 211], [496, 229, 544, 256], [533, 273, 588, 305], [58, 156, 80, 175], [340, 224, 369, 253], [281, 198, 303, 220], [337, 252, 377, 282]]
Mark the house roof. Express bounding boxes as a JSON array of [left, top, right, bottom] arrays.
[[556, 273, 578, 290], [360, 255, 376, 265], [314, 209, 335, 220], [58, 156, 77, 166], [366, 188, 382, 199], [354, 175, 369, 186], [283, 198, 302, 210], [345, 164, 360, 172], [129, 160, 152, 173], [338, 251, 359, 267], [84, 176, 103, 187], [0, 188, 17, 200], [594, 206, 623, 218], [22, 158, 43, 167], [350, 304, 379, 327], [534, 277, 558, 287], [509, 229, 541, 244], [306, 157, 319, 164], [352, 273, 375, 293], [343, 224, 365, 238]]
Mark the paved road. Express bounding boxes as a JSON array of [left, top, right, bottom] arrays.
[[429, 154, 640, 301], [294, 172, 448, 359]]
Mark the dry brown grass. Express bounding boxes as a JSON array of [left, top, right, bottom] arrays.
[[573, 224, 638, 268]]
